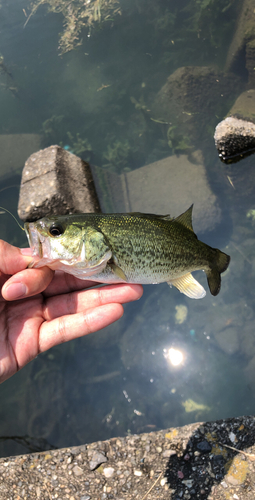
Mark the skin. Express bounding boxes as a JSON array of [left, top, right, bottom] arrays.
[[0, 240, 143, 384]]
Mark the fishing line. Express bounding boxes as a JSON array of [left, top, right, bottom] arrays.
[[0, 206, 24, 231]]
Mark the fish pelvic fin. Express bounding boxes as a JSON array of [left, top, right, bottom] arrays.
[[109, 261, 128, 281], [206, 249, 230, 296], [168, 272, 206, 299]]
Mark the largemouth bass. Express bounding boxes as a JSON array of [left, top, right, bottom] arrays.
[[24, 206, 230, 299]]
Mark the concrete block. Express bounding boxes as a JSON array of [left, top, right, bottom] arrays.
[[92, 152, 221, 234], [18, 145, 100, 221]]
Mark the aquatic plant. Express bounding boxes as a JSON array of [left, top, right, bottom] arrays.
[[102, 140, 131, 174], [65, 132, 93, 160], [42, 115, 64, 145], [166, 125, 192, 155], [26, 0, 121, 54]]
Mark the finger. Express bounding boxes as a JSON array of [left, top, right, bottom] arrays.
[[2, 267, 54, 301], [39, 303, 124, 352], [43, 270, 100, 297], [43, 283, 143, 320], [0, 240, 32, 275]]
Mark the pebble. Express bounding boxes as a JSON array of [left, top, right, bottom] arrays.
[[162, 449, 176, 458], [73, 465, 84, 476], [103, 467, 115, 478], [89, 451, 107, 471], [196, 440, 212, 453]]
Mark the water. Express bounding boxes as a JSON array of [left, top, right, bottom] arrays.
[[0, 0, 254, 458]]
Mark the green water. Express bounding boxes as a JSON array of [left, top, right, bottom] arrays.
[[0, 0, 254, 458]]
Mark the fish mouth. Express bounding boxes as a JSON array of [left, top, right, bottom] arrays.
[[24, 222, 43, 265]]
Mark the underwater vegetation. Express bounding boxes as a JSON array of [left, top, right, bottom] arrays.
[[166, 125, 192, 155], [102, 140, 131, 174], [41, 115, 65, 146], [65, 132, 93, 161], [26, 0, 121, 54], [41, 117, 92, 160]]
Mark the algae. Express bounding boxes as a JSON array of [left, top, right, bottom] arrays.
[[27, 0, 121, 54]]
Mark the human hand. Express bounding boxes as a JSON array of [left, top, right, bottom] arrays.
[[0, 240, 143, 383]]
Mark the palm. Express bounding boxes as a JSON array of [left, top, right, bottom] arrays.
[[0, 241, 143, 384], [0, 294, 44, 381]]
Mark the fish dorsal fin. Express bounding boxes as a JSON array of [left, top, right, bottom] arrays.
[[174, 205, 194, 231], [128, 212, 172, 221], [168, 272, 206, 299]]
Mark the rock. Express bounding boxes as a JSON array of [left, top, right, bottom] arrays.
[[196, 440, 212, 453], [214, 327, 240, 356], [0, 134, 41, 182], [92, 151, 221, 235], [225, 0, 255, 84], [214, 103, 255, 207], [214, 116, 255, 162], [103, 466, 114, 478], [150, 66, 242, 148], [89, 450, 107, 470], [18, 145, 100, 221]]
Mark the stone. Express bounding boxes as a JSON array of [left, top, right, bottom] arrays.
[[225, 0, 255, 81], [103, 467, 115, 478], [92, 151, 221, 235], [18, 145, 100, 221], [89, 451, 107, 471], [214, 327, 239, 356], [150, 66, 242, 148], [196, 440, 212, 453], [214, 105, 255, 207], [214, 116, 255, 161], [0, 134, 41, 182], [214, 89, 255, 161]]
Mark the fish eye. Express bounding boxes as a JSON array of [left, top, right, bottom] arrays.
[[49, 224, 64, 237]]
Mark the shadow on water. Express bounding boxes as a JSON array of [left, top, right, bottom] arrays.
[[0, 435, 56, 455], [164, 416, 255, 498]]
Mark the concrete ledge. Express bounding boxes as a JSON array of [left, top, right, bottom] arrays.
[[1, 415, 255, 499]]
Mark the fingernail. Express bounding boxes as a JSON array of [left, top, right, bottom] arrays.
[[4, 282, 27, 300]]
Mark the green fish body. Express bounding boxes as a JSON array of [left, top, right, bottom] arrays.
[[24, 206, 230, 299]]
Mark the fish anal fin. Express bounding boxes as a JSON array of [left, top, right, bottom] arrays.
[[109, 262, 128, 282], [168, 272, 206, 299], [174, 205, 194, 231]]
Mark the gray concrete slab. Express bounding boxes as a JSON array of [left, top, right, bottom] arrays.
[[92, 152, 222, 235], [1, 415, 255, 500]]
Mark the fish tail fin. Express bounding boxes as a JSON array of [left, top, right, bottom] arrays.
[[206, 249, 230, 296]]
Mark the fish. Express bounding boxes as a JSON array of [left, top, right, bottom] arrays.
[[24, 206, 230, 299]]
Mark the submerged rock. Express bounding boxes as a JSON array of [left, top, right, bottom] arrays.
[[151, 66, 242, 149], [93, 151, 222, 235], [225, 0, 255, 86]]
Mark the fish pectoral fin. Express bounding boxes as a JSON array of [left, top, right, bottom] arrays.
[[108, 261, 128, 281], [168, 273, 206, 299]]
